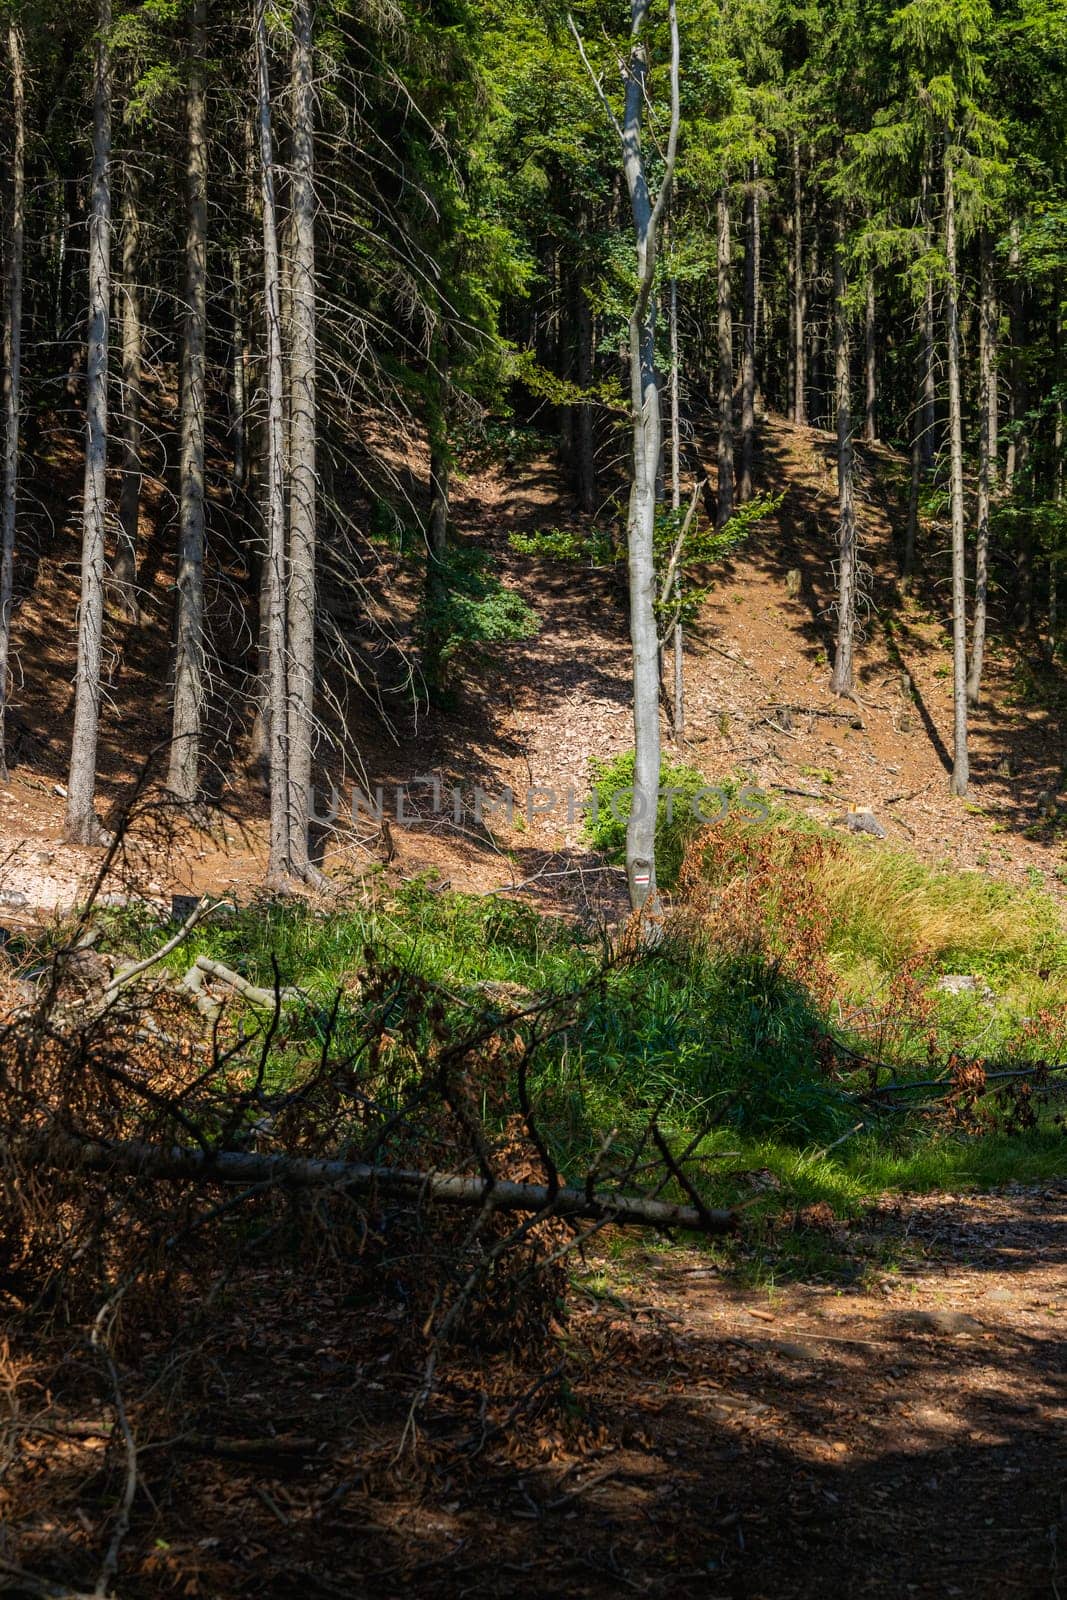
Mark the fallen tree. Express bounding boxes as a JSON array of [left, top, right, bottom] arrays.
[[29, 1132, 737, 1233]]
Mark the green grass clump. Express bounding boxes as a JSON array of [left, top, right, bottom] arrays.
[[88, 811, 1067, 1236], [582, 750, 764, 886]]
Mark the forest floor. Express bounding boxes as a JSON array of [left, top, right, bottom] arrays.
[[2, 409, 1066, 1597], [7, 1182, 1064, 1598], [2, 404, 1066, 919]]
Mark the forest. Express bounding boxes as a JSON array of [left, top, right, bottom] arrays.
[[0, 0, 1064, 1595]]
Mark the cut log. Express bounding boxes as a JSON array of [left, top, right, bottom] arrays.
[[28, 1133, 737, 1234]]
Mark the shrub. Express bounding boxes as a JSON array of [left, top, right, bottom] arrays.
[[582, 749, 711, 887]]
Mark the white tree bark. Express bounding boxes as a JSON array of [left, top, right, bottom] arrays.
[[830, 206, 857, 696], [668, 269, 683, 737], [0, 23, 25, 781], [864, 274, 877, 443], [168, 0, 209, 802], [715, 187, 734, 526], [114, 162, 141, 624], [968, 230, 994, 707], [739, 167, 757, 501], [255, 0, 291, 879], [66, 0, 112, 846], [286, 0, 318, 882], [945, 154, 968, 797], [792, 138, 806, 426], [571, 0, 679, 919]]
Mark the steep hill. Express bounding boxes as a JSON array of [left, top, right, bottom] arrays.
[[1, 407, 1065, 919]]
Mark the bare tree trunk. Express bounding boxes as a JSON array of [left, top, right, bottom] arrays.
[[987, 269, 999, 483], [792, 137, 806, 425], [738, 167, 756, 501], [231, 249, 247, 493], [903, 414, 922, 586], [830, 207, 856, 697], [967, 231, 994, 707], [256, 0, 290, 879], [422, 334, 452, 696], [114, 162, 141, 623], [1005, 218, 1021, 491], [920, 158, 936, 469], [285, 0, 318, 882], [945, 154, 968, 798], [573, 0, 678, 920], [864, 274, 877, 443], [0, 23, 25, 781], [66, 0, 112, 846], [168, 0, 208, 802], [716, 186, 733, 527], [668, 270, 683, 737], [576, 237, 596, 515], [1051, 385, 1064, 657], [1006, 218, 1032, 624]]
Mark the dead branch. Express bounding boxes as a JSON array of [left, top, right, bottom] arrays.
[[100, 896, 225, 1004], [27, 1133, 737, 1234], [179, 955, 303, 1019]]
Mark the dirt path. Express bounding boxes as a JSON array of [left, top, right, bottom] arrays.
[[5, 1186, 1064, 1598], [348, 1184, 1065, 1600]]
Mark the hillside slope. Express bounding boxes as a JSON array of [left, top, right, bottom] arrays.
[[0, 408, 1064, 917]]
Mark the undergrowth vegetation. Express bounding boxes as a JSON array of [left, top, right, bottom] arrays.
[[86, 805, 1067, 1250]]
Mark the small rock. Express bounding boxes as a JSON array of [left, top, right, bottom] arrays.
[[836, 806, 887, 838], [770, 1339, 821, 1361], [935, 974, 995, 1004], [53, 783, 67, 798], [0, 889, 28, 909], [898, 1310, 985, 1337]]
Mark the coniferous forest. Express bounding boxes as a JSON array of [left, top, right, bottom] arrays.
[[0, 3, 1064, 1596]]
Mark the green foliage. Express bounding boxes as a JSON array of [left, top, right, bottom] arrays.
[[508, 524, 616, 564], [509, 495, 777, 621], [581, 748, 714, 886], [90, 831, 1067, 1221], [418, 545, 540, 684]]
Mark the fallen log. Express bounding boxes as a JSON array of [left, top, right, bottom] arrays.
[[29, 1134, 737, 1234], [180, 955, 304, 1019]]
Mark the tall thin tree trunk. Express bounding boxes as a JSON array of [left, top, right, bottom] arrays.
[[945, 154, 968, 797], [716, 186, 733, 526], [903, 405, 922, 585], [114, 161, 141, 622], [864, 274, 877, 443], [422, 329, 452, 697], [792, 137, 806, 425], [1051, 386, 1064, 657], [576, 237, 596, 516], [987, 264, 999, 484], [1006, 217, 1032, 623], [921, 160, 936, 469], [738, 167, 756, 502], [168, 0, 209, 802], [286, 0, 318, 882], [668, 270, 683, 738], [751, 161, 761, 403], [967, 231, 994, 706], [1005, 219, 1021, 491], [830, 207, 856, 696], [256, 0, 290, 879], [0, 23, 26, 781], [576, 0, 678, 920], [231, 249, 247, 493], [66, 0, 112, 846]]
